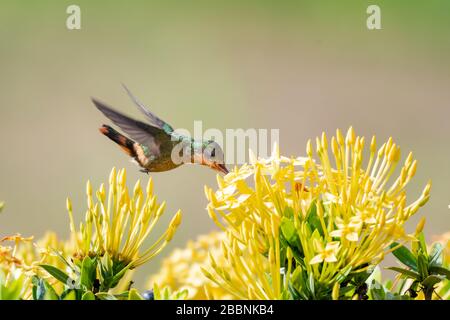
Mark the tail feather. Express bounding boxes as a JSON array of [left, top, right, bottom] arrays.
[[99, 125, 136, 157]]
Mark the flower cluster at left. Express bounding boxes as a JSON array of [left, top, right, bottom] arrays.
[[1, 167, 182, 300], [0, 232, 75, 299], [0, 234, 34, 299], [67, 167, 182, 269]]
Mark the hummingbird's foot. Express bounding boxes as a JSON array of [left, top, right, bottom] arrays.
[[140, 169, 149, 175]]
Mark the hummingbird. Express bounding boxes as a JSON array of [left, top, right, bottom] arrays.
[[92, 86, 229, 175]]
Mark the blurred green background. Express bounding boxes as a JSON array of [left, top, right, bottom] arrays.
[[1, 0, 449, 288]]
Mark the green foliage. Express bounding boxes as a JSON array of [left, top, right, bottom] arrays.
[[80, 256, 97, 290], [152, 284, 188, 300], [276, 199, 450, 300], [388, 233, 450, 300], [0, 270, 26, 300], [39, 264, 71, 285], [33, 254, 139, 300], [277, 200, 378, 300], [32, 252, 189, 300], [98, 253, 132, 291], [390, 243, 418, 271], [81, 291, 95, 300], [128, 288, 145, 300], [32, 276, 59, 300]]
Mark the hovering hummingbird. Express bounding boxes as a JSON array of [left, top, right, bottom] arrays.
[[92, 86, 229, 175]]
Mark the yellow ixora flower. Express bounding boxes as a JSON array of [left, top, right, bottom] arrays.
[[0, 234, 35, 299], [1, 232, 78, 299], [204, 127, 431, 299], [0, 234, 34, 269], [329, 218, 361, 242], [66, 167, 182, 269], [310, 241, 340, 265], [148, 231, 237, 300]]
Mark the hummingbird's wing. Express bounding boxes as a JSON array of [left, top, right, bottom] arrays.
[[122, 84, 174, 134], [92, 98, 167, 156]]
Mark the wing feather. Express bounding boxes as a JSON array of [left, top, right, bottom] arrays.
[[92, 98, 165, 156], [122, 84, 174, 134]]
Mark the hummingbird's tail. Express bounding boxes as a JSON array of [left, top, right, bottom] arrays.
[[99, 125, 136, 157]]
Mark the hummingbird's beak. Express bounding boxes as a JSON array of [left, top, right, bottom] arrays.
[[214, 163, 229, 175]]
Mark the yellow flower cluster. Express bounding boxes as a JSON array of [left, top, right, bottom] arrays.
[[0, 232, 76, 299], [0, 234, 34, 273], [19, 232, 75, 269], [66, 167, 182, 268], [149, 231, 237, 299], [204, 127, 431, 299], [0, 234, 35, 299]]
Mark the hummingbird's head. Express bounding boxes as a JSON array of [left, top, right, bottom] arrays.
[[200, 140, 229, 175]]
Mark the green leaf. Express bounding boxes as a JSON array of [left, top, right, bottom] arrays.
[[163, 287, 170, 300], [429, 266, 450, 280], [387, 267, 420, 280], [280, 217, 300, 248], [95, 292, 117, 300], [80, 256, 96, 290], [418, 233, 428, 257], [384, 279, 393, 291], [0, 284, 19, 300], [31, 276, 39, 300], [283, 206, 294, 219], [339, 286, 355, 296], [109, 263, 132, 289], [307, 200, 317, 217], [81, 291, 96, 300], [422, 275, 444, 288], [43, 281, 59, 300], [429, 243, 443, 267], [34, 278, 46, 300], [306, 201, 324, 236], [390, 243, 418, 271], [175, 289, 189, 300], [335, 265, 352, 283], [287, 282, 303, 300], [39, 264, 70, 285], [153, 283, 161, 300], [417, 253, 429, 278], [0, 273, 24, 300], [62, 290, 77, 300], [60, 289, 76, 300], [99, 253, 114, 290], [438, 278, 450, 295], [113, 291, 131, 300], [100, 253, 113, 277], [291, 266, 303, 284], [128, 288, 144, 300], [369, 281, 385, 300], [0, 268, 28, 300], [33, 278, 59, 300]]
